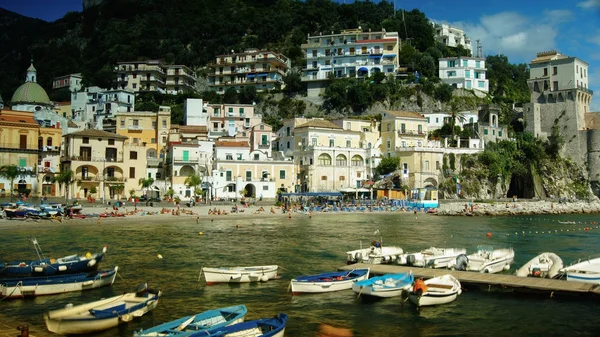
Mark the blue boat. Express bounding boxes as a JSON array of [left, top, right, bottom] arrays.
[[290, 269, 370, 294], [351, 272, 414, 298], [135, 304, 248, 337], [0, 267, 118, 299], [0, 238, 107, 277], [190, 313, 288, 337]]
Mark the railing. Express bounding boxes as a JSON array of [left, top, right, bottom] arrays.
[[578, 85, 593, 95], [128, 125, 143, 130], [105, 176, 126, 182], [258, 144, 270, 149], [76, 175, 101, 182], [62, 156, 122, 163], [398, 130, 427, 137], [0, 143, 39, 151]]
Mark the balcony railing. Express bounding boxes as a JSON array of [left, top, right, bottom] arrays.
[[258, 144, 270, 149], [128, 125, 143, 130], [397, 130, 427, 137], [578, 85, 593, 95], [76, 175, 101, 182], [62, 156, 122, 163]]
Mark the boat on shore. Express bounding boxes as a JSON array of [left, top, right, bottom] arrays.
[[515, 252, 563, 278], [408, 274, 462, 307], [199, 313, 288, 337], [44, 283, 161, 335], [202, 265, 278, 284], [351, 272, 414, 298], [290, 268, 369, 294], [134, 304, 247, 337], [0, 266, 118, 299], [559, 257, 600, 283], [397, 247, 467, 268]]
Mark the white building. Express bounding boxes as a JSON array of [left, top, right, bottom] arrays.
[[71, 86, 135, 129], [302, 28, 400, 97], [52, 73, 83, 92], [432, 23, 473, 55], [438, 57, 489, 93], [184, 98, 209, 127], [423, 111, 479, 131]]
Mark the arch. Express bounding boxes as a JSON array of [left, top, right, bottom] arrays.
[[179, 165, 195, 176], [147, 148, 157, 158], [47, 137, 53, 146], [336, 154, 347, 166], [492, 115, 497, 125], [371, 67, 381, 73], [318, 153, 332, 166], [351, 155, 364, 166], [423, 177, 438, 187], [451, 83, 458, 89], [243, 183, 256, 197]]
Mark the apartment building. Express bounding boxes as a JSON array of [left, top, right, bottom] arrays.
[[52, 73, 83, 92], [423, 111, 479, 131], [71, 86, 135, 129], [115, 60, 197, 94], [166, 140, 213, 199], [206, 103, 262, 139], [432, 23, 473, 55], [380, 110, 429, 158], [302, 28, 400, 97], [438, 57, 489, 93], [207, 49, 291, 94]]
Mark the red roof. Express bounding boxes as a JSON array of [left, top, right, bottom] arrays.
[[215, 141, 249, 147]]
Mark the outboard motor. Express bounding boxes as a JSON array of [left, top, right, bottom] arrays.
[[135, 282, 149, 297], [455, 254, 469, 271], [407, 254, 416, 266]]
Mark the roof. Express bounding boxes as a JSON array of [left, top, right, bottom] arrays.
[[65, 129, 128, 139], [530, 51, 568, 64], [215, 141, 249, 147], [11, 82, 51, 105], [382, 110, 425, 119], [0, 111, 37, 124], [27, 63, 36, 72], [295, 119, 343, 129], [179, 125, 208, 133], [67, 120, 78, 127]]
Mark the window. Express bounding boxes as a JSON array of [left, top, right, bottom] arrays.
[[339, 176, 345, 181], [262, 186, 269, 191], [426, 117, 430, 123], [129, 167, 135, 179], [447, 71, 456, 77], [321, 176, 328, 181], [553, 66, 557, 75], [108, 139, 115, 145], [132, 83, 137, 89], [329, 139, 334, 147], [402, 141, 407, 147], [463, 60, 468, 67], [553, 81, 558, 91], [226, 171, 232, 181], [152, 121, 156, 130], [318, 153, 332, 166], [130, 151, 138, 160], [436, 161, 440, 169], [499, 130, 503, 137], [475, 61, 481, 68], [226, 154, 233, 160], [261, 135, 268, 145], [336, 154, 347, 166], [465, 70, 470, 78], [83, 137, 89, 144], [151, 138, 156, 144], [236, 154, 243, 160], [228, 107, 234, 116], [386, 124, 390, 131], [544, 68, 548, 76], [239, 108, 244, 116], [351, 155, 363, 166], [484, 129, 488, 135], [120, 120, 125, 129], [401, 123, 406, 133], [162, 119, 167, 128], [213, 108, 219, 116], [246, 171, 252, 181], [418, 125, 423, 134], [254, 153, 259, 160], [346, 140, 351, 148], [478, 81, 485, 88], [386, 140, 391, 149]]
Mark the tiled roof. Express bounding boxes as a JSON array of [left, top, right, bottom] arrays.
[[66, 129, 128, 139], [531, 51, 568, 64], [215, 141, 249, 147], [382, 110, 425, 119], [179, 125, 208, 133], [0, 111, 37, 124], [295, 119, 343, 129]]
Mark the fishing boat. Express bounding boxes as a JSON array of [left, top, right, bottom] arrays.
[[450, 245, 514, 273], [559, 256, 600, 283], [408, 274, 462, 307], [3, 205, 40, 219], [0, 238, 107, 277], [202, 265, 278, 284], [515, 252, 563, 278], [134, 304, 247, 337], [351, 272, 414, 298], [44, 283, 161, 335], [0, 266, 118, 299], [346, 240, 404, 265], [290, 268, 370, 294], [397, 247, 467, 268], [198, 313, 287, 337]]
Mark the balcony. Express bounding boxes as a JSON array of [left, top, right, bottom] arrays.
[[105, 176, 126, 183], [62, 156, 123, 163], [578, 85, 593, 95], [140, 76, 165, 84], [258, 144, 270, 149], [75, 175, 101, 182], [397, 130, 427, 137], [0, 143, 39, 153], [128, 125, 143, 130]]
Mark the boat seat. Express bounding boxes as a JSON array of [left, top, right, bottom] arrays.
[[89, 302, 126, 318], [225, 327, 263, 337], [426, 283, 453, 289]]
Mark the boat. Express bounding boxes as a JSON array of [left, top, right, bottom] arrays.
[[351, 272, 414, 298], [346, 240, 404, 264], [65, 200, 83, 215], [202, 265, 278, 284], [408, 274, 462, 307], [3, 205, 40, 219], [196, 313, 288, 337], [450, 245, 514, 273], [558, 220, 577, 224], [290, 268, 370, 294], [44, 283, 161, 335], [134, 304, 247, 337], [0, 238, 107, 277], [515, 252, 564, 278], [559, 256, 600, 284], [397, 247, 467, 268], [39, 202, 64, 216], [0, 266, 118, 299]]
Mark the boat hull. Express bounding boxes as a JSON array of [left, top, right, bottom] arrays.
[[408, 274, 461, 307], [346, 246, 404, 265], [561, 257, 600, 284], [202, 313, 287, 337], [1, 246, 107, 277], [515, 252, 563, 278], [203, 265, 278, 284], [291, 269, 369, 294], [0, 267, 118, 299], [398, 247, 466, 269], [351, 273, 414, 298]]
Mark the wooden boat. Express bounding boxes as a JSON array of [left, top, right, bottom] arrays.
[[44, 283, 161, 335], [290, 268, 369, 294], [202, 265, 278, 284], [346, 240, 404, 265], [408, 274, 462, 307], [0, 266, 118, 299], [397, 247, 467, 268], [200, 313, 287, 337], [134, 304, 247, 337], [0, 238, 107, 277], [560, 256, 600, 284], [351, 272, 414, 298], [515, 252, 563, 278], [451, 245, 514, 273]]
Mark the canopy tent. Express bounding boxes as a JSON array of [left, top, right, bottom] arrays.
[[358, 67, 368, 72], [280, 192, 342, 198]]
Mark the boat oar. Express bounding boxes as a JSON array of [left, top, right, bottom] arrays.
[[197, 267, 203, 288], [177, 315, 196, 331]]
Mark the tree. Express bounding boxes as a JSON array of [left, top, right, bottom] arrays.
[[0, 165, 20, 202], [223, 87, 239, 104], [184, 173, 202, 197], [52, 169, 74, 202], [282, 69, 305, 95], [138, 177, 155, 197], [375, 157, 400, 176]]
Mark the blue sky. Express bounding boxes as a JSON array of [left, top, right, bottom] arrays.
[[1, 0, 599, 110]]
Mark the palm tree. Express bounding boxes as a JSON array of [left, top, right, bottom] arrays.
[[184, 173, 202, 198], [0, 165, 21, 202], [52, 169, 74, 202], [138, 177, 154, 198]]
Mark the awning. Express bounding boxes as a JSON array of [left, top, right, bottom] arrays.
[[383, 54, 396, 58], [257, 73, 268, 77], [368, 55, 382, 59], [358, 67, 368, 72], [280, 192, 342, 198], [247, 74, 256, 78]]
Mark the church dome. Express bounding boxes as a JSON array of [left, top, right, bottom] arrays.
[[11, 82, 51, 105]]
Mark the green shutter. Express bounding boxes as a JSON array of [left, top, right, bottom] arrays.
[[19, 158, 26, 167], [183, 150, 189, 161]]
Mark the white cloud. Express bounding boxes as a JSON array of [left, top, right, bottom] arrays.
[[589, 34, 600, 46], [577, 0, 600, 8], [543, 9, 574, 24]]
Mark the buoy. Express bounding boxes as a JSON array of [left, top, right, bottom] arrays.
[[157, 254, 163, 259], [486, 232, 492, 237], [198, 232, 203, 235], [85, 252, 92, 259]]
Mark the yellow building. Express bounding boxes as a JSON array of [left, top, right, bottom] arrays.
[[380, 110, 428, 157], [38, 125, 63, 196], [114, 106, 171, 159]]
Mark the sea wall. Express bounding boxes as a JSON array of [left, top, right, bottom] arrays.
[[436, 200, 600, 216]]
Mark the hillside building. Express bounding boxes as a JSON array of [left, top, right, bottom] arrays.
[[431, 23, 473, 55], [115, 60, 197, 95], [438, 56, 489, 93], [52, 73, 83, 92]]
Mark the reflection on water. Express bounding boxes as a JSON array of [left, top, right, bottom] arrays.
[[1, 213, 600, 336]]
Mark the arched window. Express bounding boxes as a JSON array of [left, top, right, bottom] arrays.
[[318, 153, 332, 166], [38, 137, 43, 149], [351, 155, 363, 166], [336, 154, 347, 166], [47, 137, 53, 146]]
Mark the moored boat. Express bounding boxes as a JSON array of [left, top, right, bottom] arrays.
[[290, 268, 369, 294], [397, 247, 467, 268], [195, 313, 288, 337], [450, 245, 514, 273], [559, 256, 600, 284], [346, 240, 404, 265], [515, 252, 563, 278], [134, 304, 247, 337], [0, 266, 118, 299], [202, 265, 278, 284], [44, 283, 161, 335], [408, 274, 462, 307], [351, 272, 414, 298]]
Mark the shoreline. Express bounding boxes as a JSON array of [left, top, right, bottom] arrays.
[[436, 199, 600, 216]]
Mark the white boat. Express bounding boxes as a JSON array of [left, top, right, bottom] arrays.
[[44, 283, 161, 335], [408, 274, 462, 307], [290, 269, 369, 294], [451, 245, 514, 273], [351, 272, 414, 298], [202, 265, 278, 284], [515, 252, 563, 278], [397, 247, 467, 268], [559, 257, 600, 284], [346, 240, 404, 264]]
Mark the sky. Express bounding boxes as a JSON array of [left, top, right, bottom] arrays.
[[1, 0, 599, 110]]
